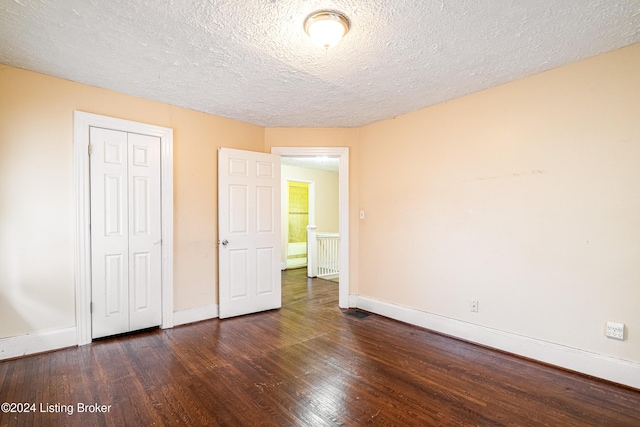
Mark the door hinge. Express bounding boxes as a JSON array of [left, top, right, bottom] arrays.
[[90, 302, 93, 313], [88, 144, 92, 155]]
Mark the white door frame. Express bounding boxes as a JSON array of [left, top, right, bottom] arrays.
[[271, 147, 349, 308], [73, 111, 174, 345]]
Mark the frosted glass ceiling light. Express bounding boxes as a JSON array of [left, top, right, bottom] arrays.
[[304, 11, 350, 49]]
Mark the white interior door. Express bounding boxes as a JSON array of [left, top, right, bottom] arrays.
[[218, 148, 281, 319], [90, 127, 162, 338], [127, 133, 162, 331]]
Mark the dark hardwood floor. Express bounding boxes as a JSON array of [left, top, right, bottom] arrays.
[[1, 268, 639, 426]]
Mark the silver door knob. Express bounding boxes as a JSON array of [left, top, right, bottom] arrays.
[[221, 239, 229, 246]]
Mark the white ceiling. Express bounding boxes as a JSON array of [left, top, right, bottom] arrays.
[[281, 156, 339, 172], [1, 1, 639, 128]]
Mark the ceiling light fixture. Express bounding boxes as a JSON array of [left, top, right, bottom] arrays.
[[304, 11, 350, 50]]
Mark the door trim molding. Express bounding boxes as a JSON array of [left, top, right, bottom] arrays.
[[271, 147, 349, 308], [73, 111, 174, 345]]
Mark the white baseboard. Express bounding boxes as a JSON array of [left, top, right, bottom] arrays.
[[0, 303, 219, 360], [348, 294, 358, 308], [355, 295, 640, 390], [0, 327, 77, 360], [173, 303, 219, 327]]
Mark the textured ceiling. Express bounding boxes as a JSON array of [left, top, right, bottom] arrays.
[[1, 1, 639, 128]]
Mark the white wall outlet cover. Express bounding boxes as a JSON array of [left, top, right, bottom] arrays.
[[606, 321, 624, 340]]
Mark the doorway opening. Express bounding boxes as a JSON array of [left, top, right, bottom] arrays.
[[271, 147, 349, 308]]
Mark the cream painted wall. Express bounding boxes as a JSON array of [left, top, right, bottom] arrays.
[[0, 65, 263, 339], [280, 164, 339, 265], [358, 43, 640, 363], [282, 164, 339, 232], [3, 41, 638, 372], [265, 128, 360, 294]]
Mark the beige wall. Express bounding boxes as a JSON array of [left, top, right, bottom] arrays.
[[2, 41, 639, 367], [0, 65, 263, 338], [358, 43, 640, 363], [282, 164, 339, 232]]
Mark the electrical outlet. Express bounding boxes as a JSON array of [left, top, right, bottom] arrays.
[[469, 299, 479, 313], [606, 321, 624, 340]]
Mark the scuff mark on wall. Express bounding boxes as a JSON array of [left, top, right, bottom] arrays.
[[464, 169, 545, 182]]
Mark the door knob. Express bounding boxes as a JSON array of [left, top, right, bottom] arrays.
[[221, 239, 229, 246]]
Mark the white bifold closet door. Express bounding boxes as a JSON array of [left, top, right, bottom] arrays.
[[90, 127, 162, 339]]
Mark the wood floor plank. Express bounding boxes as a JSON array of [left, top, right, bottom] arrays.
[[1, 268, 639, 426]]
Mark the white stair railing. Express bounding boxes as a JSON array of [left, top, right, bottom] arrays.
[[307, 225, 317, 277], [317, 233, 339, 278], [307, 225, 339, 279]]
